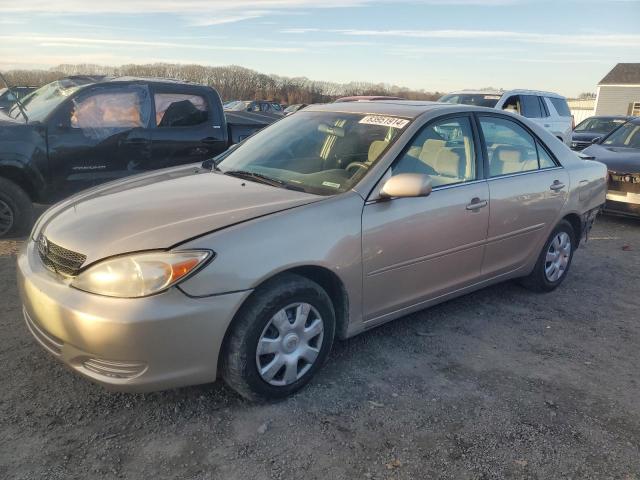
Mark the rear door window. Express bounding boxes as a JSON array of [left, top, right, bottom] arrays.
[[479, 116, 544, 176], [547, 97, 571, 117], [154, 93, 209, 127], [521, 95, 543, 118]]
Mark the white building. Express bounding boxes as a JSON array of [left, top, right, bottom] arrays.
[[595, 63, 640, 116]]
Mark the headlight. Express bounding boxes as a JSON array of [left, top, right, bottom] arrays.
[[71, 250, 212, 298]]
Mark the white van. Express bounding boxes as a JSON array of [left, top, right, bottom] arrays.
[[440, 90, 573, 145]]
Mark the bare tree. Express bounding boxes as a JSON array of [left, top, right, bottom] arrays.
[[3, 63, 440, 103]]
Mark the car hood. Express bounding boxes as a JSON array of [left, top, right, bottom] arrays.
[[582, 144, 640, 173], [39, 166, 324, 265], [0, 109, 24, 125]]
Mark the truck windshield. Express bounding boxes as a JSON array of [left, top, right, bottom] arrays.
[[217, 111, 409, 195], [8, 80, 82, 122], [440, 93, 502, 108], [602, 122, 640, 149]]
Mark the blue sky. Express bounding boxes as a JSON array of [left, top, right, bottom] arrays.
[[1, 0, 639, 96]]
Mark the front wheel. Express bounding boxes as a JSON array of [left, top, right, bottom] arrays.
[[0, 178, 33, 238], [221, 273, 335, 401], [520, 220, 575, 292]]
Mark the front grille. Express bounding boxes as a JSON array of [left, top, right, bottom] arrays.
[[37, 235, 86, 277], [608, 172, 640, 194]]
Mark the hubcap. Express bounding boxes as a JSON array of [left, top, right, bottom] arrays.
[[256, 302, 324, 387], [0, 199, 14, 237], [545, 232, 571, 282]]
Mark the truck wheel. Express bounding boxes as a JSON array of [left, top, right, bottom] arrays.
[[520, 220, 575, 292], [0, 178, 33, 238], [222, 273, 335, 402]]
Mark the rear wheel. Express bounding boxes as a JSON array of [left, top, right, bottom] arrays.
[[221, 273, 335, 401], [0, 178, 33, 238], [520, 220, 575, 292]]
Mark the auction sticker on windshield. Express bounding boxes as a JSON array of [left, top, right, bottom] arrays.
[[359, 115, 410, 129]]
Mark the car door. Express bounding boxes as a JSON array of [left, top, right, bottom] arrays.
[[477, 114, 569, 277], [46, 83, 153, 200], [361, 115, 490, 323], [150, 85, 227, 169]]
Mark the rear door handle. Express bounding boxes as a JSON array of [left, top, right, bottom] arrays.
[[201, 137, 219, 145], [544, 124, 551, 127], [550, 180, 566, 191], [466, 198, 488, 211]]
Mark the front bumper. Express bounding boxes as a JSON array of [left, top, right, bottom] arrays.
[[17, 241, 251, 392], [604, 189, 640, 218]]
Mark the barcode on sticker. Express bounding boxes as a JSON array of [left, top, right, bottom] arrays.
[[359, 115, 410, 129]]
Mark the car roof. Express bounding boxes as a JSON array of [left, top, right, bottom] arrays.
[[445, 89, 566, 99], [59, 75, 203, 88], [335, 95, 405, 102], [305, 100, 486, 119]]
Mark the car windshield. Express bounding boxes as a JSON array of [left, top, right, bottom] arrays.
[[8, 80, 84, 122], [440, 93, 502, 108], [216, 111, 409, 195], [602, 122, 640, 149], [575, 117, 627, 133]]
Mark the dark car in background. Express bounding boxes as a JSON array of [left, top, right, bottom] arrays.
[[0, 76, 277, 237], [0, 86, 36, 111], [225, 100, 284, 116], [571, 115, 631, 151], [582, 118, 640, 218]]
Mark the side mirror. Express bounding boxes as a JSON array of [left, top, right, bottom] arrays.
[[6, 92, 17, 102], [591, 137, 601, 144], [379, 173, 432, 199]]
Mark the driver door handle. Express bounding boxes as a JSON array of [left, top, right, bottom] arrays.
[[201, 137, 219, 145], [550, 180, 566, 191], [466, 198, 488, 211]]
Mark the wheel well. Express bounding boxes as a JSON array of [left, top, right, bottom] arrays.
[[563, 213, 582, 245], [0, 166, 35, 201], [287, 266, 349, 340], [216, 266, 350, 374]]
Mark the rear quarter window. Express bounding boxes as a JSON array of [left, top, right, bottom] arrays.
[[547, 97, 571, 117]]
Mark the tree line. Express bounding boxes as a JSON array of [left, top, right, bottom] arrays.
[[2, 63, 443, 104]]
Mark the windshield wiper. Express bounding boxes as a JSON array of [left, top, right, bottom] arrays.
[[224, 170, 304, 191]]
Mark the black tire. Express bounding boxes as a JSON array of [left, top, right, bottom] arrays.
[[0, 177, 33, 238], [221, 273, 336, 402], [520, 219, 576, 292]]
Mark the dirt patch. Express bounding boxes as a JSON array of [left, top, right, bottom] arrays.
[[1, 216, 639, 479]]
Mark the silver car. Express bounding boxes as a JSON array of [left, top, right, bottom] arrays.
[[17, 101, 607, 400]]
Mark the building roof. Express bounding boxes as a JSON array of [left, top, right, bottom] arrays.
[[599, 63, 640, 85]]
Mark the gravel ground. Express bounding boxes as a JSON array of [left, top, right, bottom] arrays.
[[1, 215, 639, 480]]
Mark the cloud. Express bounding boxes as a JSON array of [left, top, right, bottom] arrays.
[[0, 0, 371, 14], [285, 28, 640, 48], [0, 35, 304, 53]]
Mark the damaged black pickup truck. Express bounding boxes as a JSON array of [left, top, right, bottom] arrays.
[[0, 76, 278, 237]]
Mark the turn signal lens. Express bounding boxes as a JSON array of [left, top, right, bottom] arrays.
[[71, 250, 211, 298]]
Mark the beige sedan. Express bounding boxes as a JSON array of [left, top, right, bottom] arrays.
[[18, 101, 607, 400]]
